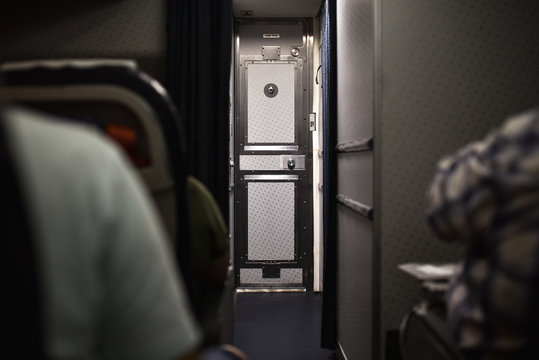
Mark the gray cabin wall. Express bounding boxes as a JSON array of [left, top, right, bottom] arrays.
[[0, 1, 167, 83], [334, 0, 539, 359], [378, 1, 539, 358], [335, 0, 375, 359]]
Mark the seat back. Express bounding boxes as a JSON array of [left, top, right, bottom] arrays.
[[1, 59, 192, 291], [400, 304, 465, 360]]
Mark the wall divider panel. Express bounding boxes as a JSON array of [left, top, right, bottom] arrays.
[[335, 0, 375, 359]]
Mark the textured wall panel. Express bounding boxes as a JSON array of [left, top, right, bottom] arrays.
[[336, 0, 375, 358], [337, 152, 373, 208], [247, 63, 295, 143], [240, 155, 282, 170], [239, 23, 304, 56], [379, 1, 539, 358], [248, 182, 295, 261], [0, 1, 167, 83], [239, 268, 303, 285], [337, 0, 374, 143], [338, 207, 373, 360]]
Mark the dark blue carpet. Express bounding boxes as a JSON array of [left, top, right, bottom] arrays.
[[233, 292, 335, 360]]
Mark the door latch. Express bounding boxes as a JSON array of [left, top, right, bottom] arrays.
[[287, 158, 296, 170], [280, 155, 305, 170]]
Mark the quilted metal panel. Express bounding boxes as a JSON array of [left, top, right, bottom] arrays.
[[240, 155, 281, 171], [240, 268, 303, 285], [247, 182, 295, 260], [240, 155, 306, 171], [247, 63, 295, 143]]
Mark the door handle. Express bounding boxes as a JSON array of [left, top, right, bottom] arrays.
[[229, 158, 235, 191]]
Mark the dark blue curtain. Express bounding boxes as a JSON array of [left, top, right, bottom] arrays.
[[166, 0, 232, 222], [321, 0, 338, 350]]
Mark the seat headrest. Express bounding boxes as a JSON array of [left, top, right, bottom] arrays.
[[1, 59, 138, 72], [1, 58, 186, 167]]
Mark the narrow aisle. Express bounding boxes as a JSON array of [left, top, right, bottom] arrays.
[[233, 292, 334, 360]]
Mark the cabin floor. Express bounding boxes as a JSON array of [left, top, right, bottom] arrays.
[[233, 292, 335, 360]]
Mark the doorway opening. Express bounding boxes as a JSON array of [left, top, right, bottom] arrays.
[[229, 19, 324, 291]]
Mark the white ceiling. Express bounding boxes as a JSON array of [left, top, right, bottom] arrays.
[[233, 0, 323, 18]]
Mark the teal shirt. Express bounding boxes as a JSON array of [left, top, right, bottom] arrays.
[[6, 107, 201, 359]]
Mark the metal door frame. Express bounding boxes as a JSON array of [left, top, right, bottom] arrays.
[[233, 20, 313, 290]]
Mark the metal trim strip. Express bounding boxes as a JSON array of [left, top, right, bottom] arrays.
[[236, 287, 306, 293], [244, 145, 299, 151], [244, 175, 298, 181]]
